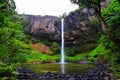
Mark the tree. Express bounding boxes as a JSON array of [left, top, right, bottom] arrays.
[[0, 0, 16, 27], [0, 0, 26, 77], [101, 1, 120, 77], [102, 0, 120, 63], [70, 0, 107, 32]]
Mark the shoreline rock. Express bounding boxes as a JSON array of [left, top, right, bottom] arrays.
[[17, 64, 116, 80]]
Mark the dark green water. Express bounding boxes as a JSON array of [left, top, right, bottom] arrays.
[[28, 63, 95, 75]]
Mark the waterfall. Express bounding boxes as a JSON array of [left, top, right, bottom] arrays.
[[60, 18, 65, 64]]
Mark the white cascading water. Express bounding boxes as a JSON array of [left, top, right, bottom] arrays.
[[60, 18, 65, 64]]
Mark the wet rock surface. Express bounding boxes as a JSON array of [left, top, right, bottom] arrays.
[[17, 65, 115, 80]]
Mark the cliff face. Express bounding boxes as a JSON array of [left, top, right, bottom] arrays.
[[21, 8, 101, 50], [64, 8, 97, 45], [21, 15, 61, 41]]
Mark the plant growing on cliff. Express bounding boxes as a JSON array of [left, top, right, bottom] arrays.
[[66, 46, 77, 56]]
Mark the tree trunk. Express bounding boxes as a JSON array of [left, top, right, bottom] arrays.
[[96, 13, 107, 33]]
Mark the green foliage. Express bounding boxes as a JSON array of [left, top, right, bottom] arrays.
[[1, 0, 120, 78], [89, 43, 105, 57], [0, 25, 26, 76], [109, 64, 120, 78], [66, 46, 77, 56], [80, 43, 98, 53], [99, 0, 120, 77], [0, 0, 28, 78], [102, 0, 120, 64], [51, 42, 60, 53], [71, 0, 105, 13], [25, 48, 61, 63], [0, 0, 16, 27], [71, 0, 108, 33], [65, 52, 89, 62], [87, 35, 110, 61]]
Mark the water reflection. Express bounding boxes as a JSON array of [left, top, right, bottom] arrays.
[[61, 64, 65, 74], [29, 63, 95, 75]]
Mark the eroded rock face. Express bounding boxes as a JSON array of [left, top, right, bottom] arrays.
[[22, 15, 61, 41], [64, 8, 97, 46], [21, 8, 101, 48]]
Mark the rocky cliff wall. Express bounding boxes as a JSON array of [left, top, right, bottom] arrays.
[[20, 8, 101, 52]]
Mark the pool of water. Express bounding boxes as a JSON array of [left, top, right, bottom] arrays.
[[28, 63, 95, 75]]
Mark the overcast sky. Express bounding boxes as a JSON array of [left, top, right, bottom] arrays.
[[14, 0, 78, 16]]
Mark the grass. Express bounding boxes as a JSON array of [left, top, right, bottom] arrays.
[[25, 48, 61, 63], [25, 47, 88, 63], [89, 43, 105, 57], [23, 41, 109, 64], [65, 53, 88, 62], [24, 43, 103, 63]]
